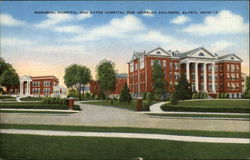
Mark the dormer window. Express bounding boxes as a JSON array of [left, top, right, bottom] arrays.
[[156, 51, 161, 54], [199, 52, 205, 56]]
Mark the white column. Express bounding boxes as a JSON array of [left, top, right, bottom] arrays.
[[186, 62, 190, 81], [20, 81, 23, 96], [28, 81, 31, 96], [212, 63, 216, 92], [195, 63, 199, 92], [204, 63, 207, 92]]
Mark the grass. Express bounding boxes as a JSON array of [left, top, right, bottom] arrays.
[[0, 134, 249, 160], [20, 97, 44, 101], [161, 99, 250, 113], [178, 99, 250, 108], [82, 100, 137, 111], [146, 113, 250, 119], [0, 99, 16, 101], [0, 110, 76, 114], [0, 124, 249, 138], [0, 96, 16, 100], [0, 102, 80, 110]]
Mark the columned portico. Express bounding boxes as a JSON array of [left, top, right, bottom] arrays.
[[211, 63, 216, 93], [181, 58, 216, 93], [195, 63, 199, 92], [19, 76, 32, 97], [186, 62, 190, 81], [203, 63, 207, 92]]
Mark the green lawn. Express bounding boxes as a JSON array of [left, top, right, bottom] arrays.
[[82, 100, 137, 111], [178, 99, 250, 108], [161, 99, 250, 113], [0, 134, 249, 160], [0, 102, 80, 110], [1, 124, 249, 138], [0, 110, 77, 114], [146, 113, 250, 119]]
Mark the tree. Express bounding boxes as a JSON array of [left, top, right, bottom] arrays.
[[244, 76, 250, 98], [174, 74, 192, 100], [0, 58, 19, 96], [96, 59, 116, 99], [64, 64, 91, 101], [152, 60, 167, 99], [0, 68, 19, 96], [0, 58, 12, 77], [119, 83, 132, 104]]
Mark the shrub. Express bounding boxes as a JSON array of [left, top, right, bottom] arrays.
[[243, 90, 250, 99], [192, 93, 196, 99], [146, 92, 154, 104], [95, 95, 100, 100], [170, 93, 178, 105], [73, 105, 81, 110], [216, 93, 220, 99], [108, 99, 114, 105], [197, 92, 201, 99], [205, 93, 208, 99], [142, 92, 147, 100], [142, 102, 150, 111], [91, 93, 95, 99], [224, 93, 229, 98], [85, 92, 91, 99]]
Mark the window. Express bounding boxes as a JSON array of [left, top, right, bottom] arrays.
[[231, 57, 235, 60], [151, 60, 154, 66], [170, 62, 173, 70], [174, 63, 179, 70], [44, 81, 50, 86], [208, 74, 212, 81], [208, 65, 212, 71], [32, 81, 40, 87], [156, 51, 161, 54], [130, 64, 134, 72], [134, 64, 137, 70], [43, 88, 50, 93], [174, 72, 179, 80], [199, 52, 205, 56], [163, 60, 166, 67], [227, 64, 230, 71], [227, 73, 230, 79], [140, 57, 144, 69]]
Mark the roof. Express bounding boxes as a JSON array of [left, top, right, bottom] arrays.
[[180, 46, 216, 58], [31, 76, 59, 80], [217, 53, 243, 61], [180, 47, 203, 58]]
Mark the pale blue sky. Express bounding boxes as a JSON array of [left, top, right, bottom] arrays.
[[0, 1, 249, 85]]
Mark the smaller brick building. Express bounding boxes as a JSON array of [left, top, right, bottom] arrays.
[[89, 73, 128, 98], [19, 75, 65, 97]]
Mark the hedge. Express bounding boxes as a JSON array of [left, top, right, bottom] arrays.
[[161, 104, 250, 113], [0, 103, 81, 111]]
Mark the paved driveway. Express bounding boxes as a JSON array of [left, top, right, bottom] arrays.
[[0, 101, 249, 132]]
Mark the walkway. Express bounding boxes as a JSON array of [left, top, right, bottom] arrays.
[[1, 102, 249, 132], [1, 129, 249, 144], [149, 102, 166, 113]]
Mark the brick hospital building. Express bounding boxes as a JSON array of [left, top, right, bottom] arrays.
[[128, 47, 243, 98]]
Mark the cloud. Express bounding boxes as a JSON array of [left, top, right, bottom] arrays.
[[136, 31, 197, 51], [53, 25, 84, 33], [71, 15, 145, 42], [211, 40, 234, 51], [142, 10, 154, 17], [1, 37, 33, 47], [0, 14, 26, 26], [170, 15, 190, 24], [34, 12, 92, 29], [182, 10, 249, 36]]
